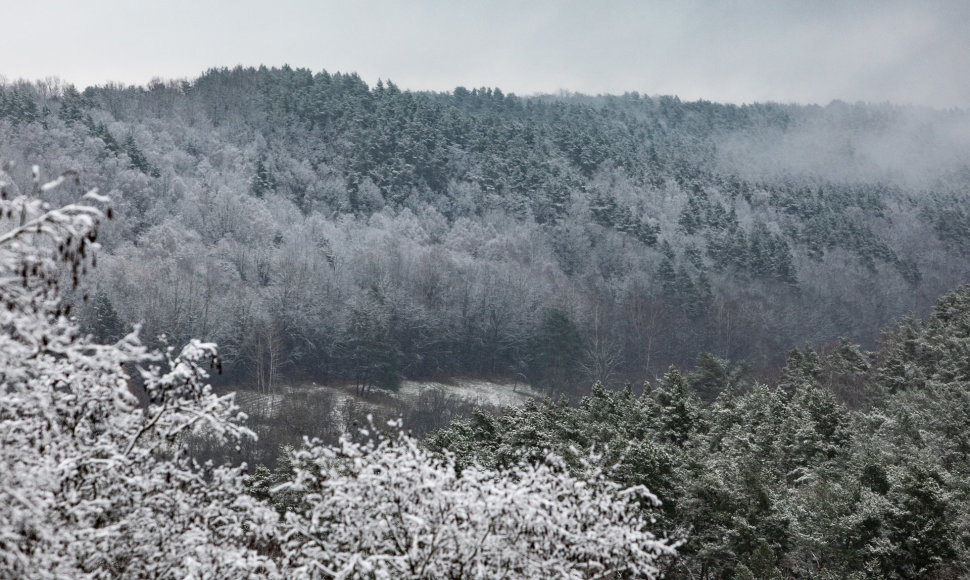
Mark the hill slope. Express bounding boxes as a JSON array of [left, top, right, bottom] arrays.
[[1, 68, 968, 389]]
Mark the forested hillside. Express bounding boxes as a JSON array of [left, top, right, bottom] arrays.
[[1, 66, 969, 390]]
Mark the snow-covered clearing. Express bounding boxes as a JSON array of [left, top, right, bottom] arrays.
[[395, 378, 542, 407], [231, 377, 541, 436]]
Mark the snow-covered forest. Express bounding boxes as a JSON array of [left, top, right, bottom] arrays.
[[3, 66, 970, 577], [1, 67, 969, 392]]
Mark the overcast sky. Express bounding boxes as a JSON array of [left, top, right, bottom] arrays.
[[2, 0, 967, 108]]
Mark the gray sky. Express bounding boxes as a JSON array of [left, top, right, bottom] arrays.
[[2, 0, 968, 108]]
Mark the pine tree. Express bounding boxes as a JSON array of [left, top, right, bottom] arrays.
[[123, 134, 158, 176], [251, 158, 277, 198], [83, 289, 128, 343]]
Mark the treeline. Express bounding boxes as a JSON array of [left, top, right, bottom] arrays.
[[426, 284, 970, 578], [0, 68, 968, 389]]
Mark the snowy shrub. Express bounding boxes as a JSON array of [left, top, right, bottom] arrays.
[[0, 169, 279, 578], [276, 425, 675, 579]]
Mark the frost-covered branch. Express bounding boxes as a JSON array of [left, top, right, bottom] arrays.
[[0, 168, 277, 578], [274, 422, 675, 579]]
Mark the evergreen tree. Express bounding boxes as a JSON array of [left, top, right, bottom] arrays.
[[83, 289, 129, 343], [531, 308, 585, 392], [123, 134, 157, 176], [250, 158, 277, 198]]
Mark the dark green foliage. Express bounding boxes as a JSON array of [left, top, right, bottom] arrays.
[[81, 290, 129, 343], [747, 542, 783, 579], [656, 250, 678, 293], [773, 182, 899, 272], [705, 220, 797, 284], [748, 222, 797, 284], [341, 292, 400, 393], [94, 123, 121, 156], [590, 188, 658, 245], [657, 254, 714, 325], [57, 85, 89, 125], [652, 367, 704, 445], [428, 286, 970, 578], [0, 85, 39, 124], [927, 200, 970, 253], [251, 158, 277, 198], [425, 383, 690, 518], [873, 285, 970, 392], [122, 134, 158, 176], [245, 452, 304, 515], [530, 308, 584, 392], [688, 353, 747, 402]]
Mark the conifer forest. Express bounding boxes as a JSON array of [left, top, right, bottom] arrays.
[[2, 66, 970, 577]]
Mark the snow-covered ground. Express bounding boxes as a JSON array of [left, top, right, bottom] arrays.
[[230, 377, 540, 432], [395, 378, 541, 407]]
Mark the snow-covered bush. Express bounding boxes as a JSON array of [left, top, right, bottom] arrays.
[[0, 168, 279, 578], [276, 425, 675, 579]]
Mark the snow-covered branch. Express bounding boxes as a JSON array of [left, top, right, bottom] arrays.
[[0, 167, 673, 578], [275, 422, 675, 579]]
